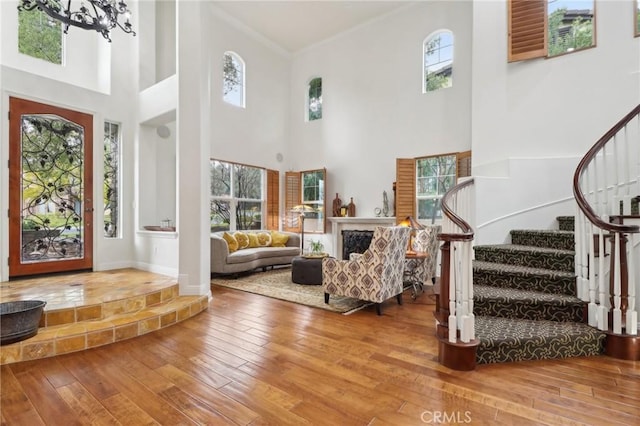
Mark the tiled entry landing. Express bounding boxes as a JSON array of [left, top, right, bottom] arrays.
[[0, 268, 209, 365]]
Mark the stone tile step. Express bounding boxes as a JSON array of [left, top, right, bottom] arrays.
[[473, 260, 576, 296], [475, 315, 605, 364], [474, 244, 574, 273], [0, 295, 209, 365], [474, 285, 584, 322], [38, 284, 179, 328], [510, 229, 575, 251]]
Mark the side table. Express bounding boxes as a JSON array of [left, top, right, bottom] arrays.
[[404, 251, 429, 300]]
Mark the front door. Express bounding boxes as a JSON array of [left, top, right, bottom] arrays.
[[8, 97, 94, 277]]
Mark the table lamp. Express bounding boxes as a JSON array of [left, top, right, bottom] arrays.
[[399, 216, 424, 254]]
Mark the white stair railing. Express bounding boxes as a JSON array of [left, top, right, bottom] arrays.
[[437, 178, 476, 349], [574, 105, 640, 344]]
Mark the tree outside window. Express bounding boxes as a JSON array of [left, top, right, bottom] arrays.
[[18, 7, 63, 64], [424, 30, 453, 93], [223, 52, 245, 107], [210, 160, 264, 231], [103, 122, 120, 238], [308, 78, 322, 121], [547, 1, 594, 57], [416, 155, 456, 222]]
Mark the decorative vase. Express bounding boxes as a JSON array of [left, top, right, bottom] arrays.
[[332, 193, 342, 217], [382, 191, 389, 217], [348, 197, 356, 217]]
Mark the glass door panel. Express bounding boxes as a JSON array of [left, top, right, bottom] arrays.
[[9, 97, 93, 277]]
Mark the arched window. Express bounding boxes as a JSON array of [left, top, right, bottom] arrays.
[[423, 30, 453, 93], [223, 51, 245, 107], [307, 77, 322, 121]]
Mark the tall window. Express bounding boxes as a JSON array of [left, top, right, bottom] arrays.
[[223, 52, 245, 107], [103, 122, 121, 238], [307, 77, 322, 121], [18, 7, 63, 64], [508, 0, 595, 62], [210, 160, 264, 231], [416, 155, 457, 221], [423, 30, 453, 93]]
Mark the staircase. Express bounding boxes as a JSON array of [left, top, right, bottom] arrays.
[[471, 216, 606, 364]]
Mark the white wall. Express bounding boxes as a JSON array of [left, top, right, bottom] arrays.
[[470, 1, 640, 243], [206, 5, 291, 172], [288, 1, 473, 220]]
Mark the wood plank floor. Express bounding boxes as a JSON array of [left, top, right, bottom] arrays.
[[2, 283, 639, 425]]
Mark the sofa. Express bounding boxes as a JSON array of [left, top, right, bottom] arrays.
[[210, 230, 300, 275]]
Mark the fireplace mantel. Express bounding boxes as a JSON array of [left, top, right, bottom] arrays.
[[328, 217, 396, 259]]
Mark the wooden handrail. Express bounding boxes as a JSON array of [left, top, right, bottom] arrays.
[[439, 177, 474, 240], [573, 104, 640, 234]]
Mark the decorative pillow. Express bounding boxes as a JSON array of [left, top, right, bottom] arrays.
[[247, 233, 259, 248], [256, 231, 272, 247], [270, 231, 289, 247], [234, 232, 250, 249], [222, 232, 238, 253]]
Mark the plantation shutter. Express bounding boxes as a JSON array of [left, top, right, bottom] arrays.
[[508, 0, 547, 62], [456, 151, 472, 178], [266, 169, 279, 230], [283, 171, 301, 232], [395, 158, 416, 225]]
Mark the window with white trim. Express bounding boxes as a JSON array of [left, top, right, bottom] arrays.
[[423, 30, 453, 93], [223, 52, 245, 107], [307, 77, 322, 121], [210, 160, 264, 231], [103, 121, 121, 238]]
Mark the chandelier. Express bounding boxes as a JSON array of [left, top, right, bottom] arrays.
[[18, 0, 136, 42]]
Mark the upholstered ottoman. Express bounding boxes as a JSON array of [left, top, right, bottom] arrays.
[[291, 256, 323, 285]]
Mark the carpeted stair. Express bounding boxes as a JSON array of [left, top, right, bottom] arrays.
[[472, 218, 606, 364]]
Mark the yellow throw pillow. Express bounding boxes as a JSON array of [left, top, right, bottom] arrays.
[[247, 233, 259, 248], [222, 232, 238, 253], [256, 231, 272, 247], [234, 232, 250, 249], [270, 231, 289, 247]]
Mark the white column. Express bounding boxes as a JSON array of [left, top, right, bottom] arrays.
[[175, 0, 210, 296]]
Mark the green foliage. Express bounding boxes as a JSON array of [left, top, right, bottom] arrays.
[[424, 34, 452, 92], [308, 78, 322, 120], [18, 8, 62, 64], [548, 8, 594, 57]]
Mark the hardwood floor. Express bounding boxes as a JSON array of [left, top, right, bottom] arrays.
[[2, 284, 639, 425]]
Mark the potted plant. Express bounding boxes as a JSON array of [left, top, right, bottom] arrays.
[[308, 239, 325, 257]]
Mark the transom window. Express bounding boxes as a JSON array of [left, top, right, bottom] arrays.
[[18, 6, 63, 64], [223, 52, 245, 108], [210, 160, 264, 231], [307, 77, 322, 121], [423, 30, 453, 93]]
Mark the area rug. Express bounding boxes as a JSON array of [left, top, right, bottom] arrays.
[[210, 268, 372, 315]]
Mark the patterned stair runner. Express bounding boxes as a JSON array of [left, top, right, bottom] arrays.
[[472, 217, 606, 364]]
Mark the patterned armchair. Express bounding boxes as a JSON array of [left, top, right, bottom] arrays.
[[322, 226, 410, 315], [406, 224, 442, 286]]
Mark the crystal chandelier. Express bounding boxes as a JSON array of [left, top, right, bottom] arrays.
[[18, 0, 136, 42]]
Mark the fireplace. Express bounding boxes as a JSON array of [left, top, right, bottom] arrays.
[[328, 217, 396, 259], [341, 230, 374, 260]]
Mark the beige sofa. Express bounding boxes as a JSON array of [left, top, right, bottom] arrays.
[[210, 230, 300, 275]]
